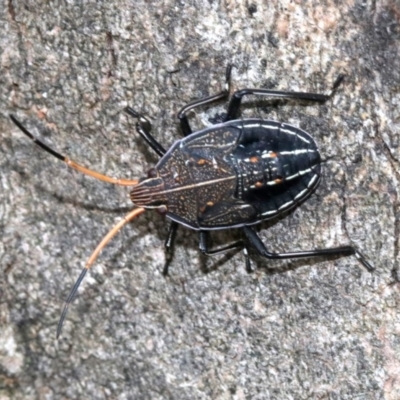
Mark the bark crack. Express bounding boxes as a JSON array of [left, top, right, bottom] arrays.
[[377, 128, 400, 282], [8, 0, 16, 22]]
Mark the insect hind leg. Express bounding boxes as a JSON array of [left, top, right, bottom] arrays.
[[242, 225, 374, 272]]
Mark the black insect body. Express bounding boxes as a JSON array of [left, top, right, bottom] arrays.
[[132, 120, 321, 230], [10, 67, 374, 338]]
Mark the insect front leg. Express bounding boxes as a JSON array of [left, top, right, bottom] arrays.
[[242, 226, 374, 272], [198, 231, 252, 273], [124, 107, 166, 157]]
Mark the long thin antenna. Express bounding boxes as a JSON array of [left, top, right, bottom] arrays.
[[10, 115, 139, 186], [57, 207, 146, 338]]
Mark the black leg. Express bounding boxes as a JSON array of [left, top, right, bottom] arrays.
[[177, 65, 233, 136], [124, 107, 166, 157], [198, 231, 252, 273], [225, 74, 345, 121], [163, 221, 178, 276], [242, 225, 374, 272]]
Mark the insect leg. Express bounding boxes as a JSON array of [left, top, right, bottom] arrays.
[[57, 207, 146, 338], [225, 75, 345, 120], [177, 65, 233, 136], [242, 225, 374, 272], [124, 107, 166, 157], [199, 231, 252, 273], [163, 221, 179, 275], [10, 115, 139, 186]]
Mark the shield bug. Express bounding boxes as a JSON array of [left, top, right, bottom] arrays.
[[10, 66, 374, 338]]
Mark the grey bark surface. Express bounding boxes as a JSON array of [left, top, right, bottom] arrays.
[[1, 1, 399, 399]]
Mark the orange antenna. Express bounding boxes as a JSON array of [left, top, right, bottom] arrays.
[[57, 207, 146, 338], [10, 115, 139, 186]]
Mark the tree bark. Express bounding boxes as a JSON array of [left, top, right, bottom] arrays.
[[1, 1, 399, 399]]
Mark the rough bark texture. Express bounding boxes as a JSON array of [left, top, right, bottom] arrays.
[[1, 1, 399, 399]]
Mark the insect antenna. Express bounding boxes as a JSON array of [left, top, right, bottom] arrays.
[[10, 114, 139, 186], [56, 207, 146, 338], [9, 115, 146, 336]]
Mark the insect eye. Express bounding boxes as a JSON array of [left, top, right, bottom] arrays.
[[147, 168, 158, 178]]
